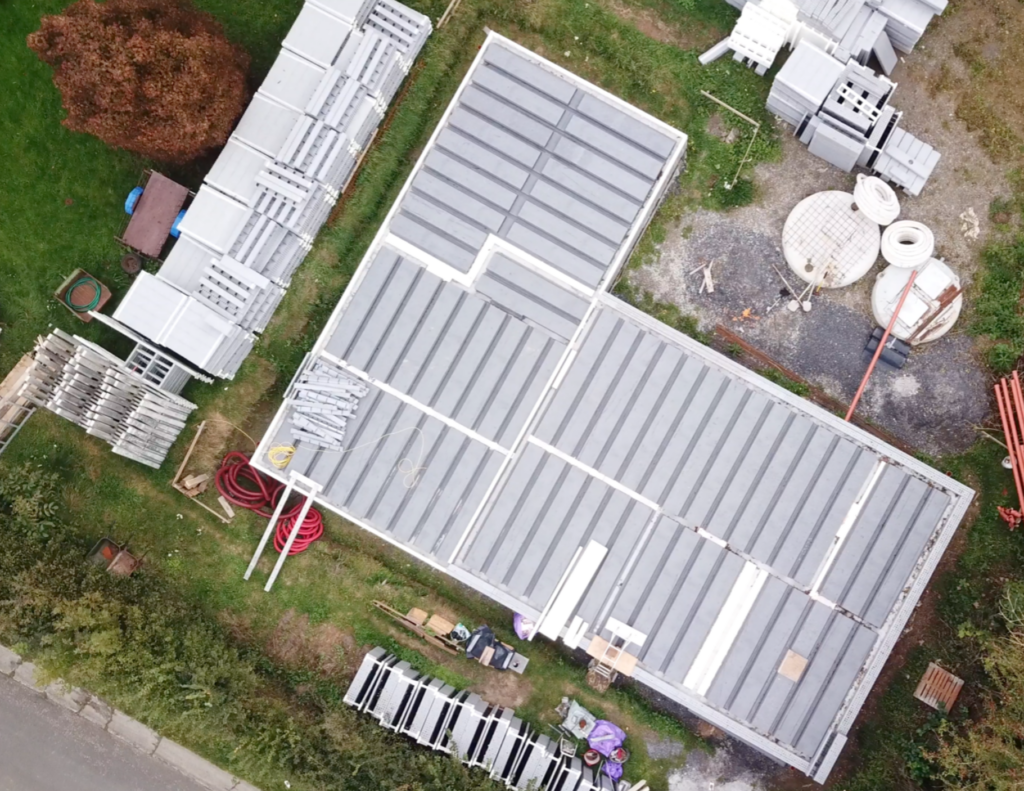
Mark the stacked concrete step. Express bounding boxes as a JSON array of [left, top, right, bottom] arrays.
[[344, 649, 618, 791], [100, 0, 431, 382], [19, 331, 197, 468]]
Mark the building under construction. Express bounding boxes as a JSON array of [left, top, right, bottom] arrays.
[[253, 32, 974, 782]]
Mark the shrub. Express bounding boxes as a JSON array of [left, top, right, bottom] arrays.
[[932, 582, 1024, 790], [0, 463, 499, 791], [28, 0, 249, 163]]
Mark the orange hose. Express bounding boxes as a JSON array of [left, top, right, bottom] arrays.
[[845, 270, 918, 421]]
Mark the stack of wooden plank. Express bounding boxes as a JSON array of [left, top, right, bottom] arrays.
[[19, 330, 196, 468]]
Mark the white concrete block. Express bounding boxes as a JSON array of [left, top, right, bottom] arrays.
[[0, 645, 21, 676], [44, 681, 90, 713]]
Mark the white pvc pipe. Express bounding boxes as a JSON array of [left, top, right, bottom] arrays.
[[881, 221, 934, 268], [264, 494, 317, 592], [244, 475, 296, 580], [853, 174, 900, 226]]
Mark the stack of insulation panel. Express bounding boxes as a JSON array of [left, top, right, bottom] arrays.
[[103, 0, 431, 381], [288, 357, 368, 449], [19, 330, 197, 468], [344, 648, 616, 791]]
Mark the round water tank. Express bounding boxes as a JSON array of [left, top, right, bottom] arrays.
[[872, 258, 963, 345], [782, 191, 880, 288]]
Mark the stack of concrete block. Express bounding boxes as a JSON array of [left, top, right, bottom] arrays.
[[767, 39, 846, 126], [288, 358, 368, 449], [344, 648, 616, 791], [19, 331, 197, 468], [721, 0, 946, 58], [98, 0, 431, 383]]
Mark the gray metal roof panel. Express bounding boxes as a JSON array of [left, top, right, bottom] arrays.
[[281, 384, 503, 560], [323, 247, 567, 447], [475, 253, 589, 341], [389, 43, 667, 289]]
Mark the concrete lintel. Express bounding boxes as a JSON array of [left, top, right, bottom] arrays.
[[155, 738, 237, 791], [0, 645, 21, 676], [108, 710, 160, 755]]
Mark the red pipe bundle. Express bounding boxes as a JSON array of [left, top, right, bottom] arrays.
[[215, 451, 324, 554], [995, 372, 1024, 530]]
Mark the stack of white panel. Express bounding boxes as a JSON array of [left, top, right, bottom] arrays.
[[767, 39, 845, 127], [102, 0, 430, 381], [19, 331, 197, 469], [111, 273, 255, 380], [124, 341, 199, 395], [344, 648, 612, 791]]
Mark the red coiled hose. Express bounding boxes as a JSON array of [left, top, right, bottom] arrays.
[[215, 451, 324, 555]]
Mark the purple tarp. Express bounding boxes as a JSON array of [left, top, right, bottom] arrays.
[[513, 613, 536, 640], [588, 720, 627, 781]]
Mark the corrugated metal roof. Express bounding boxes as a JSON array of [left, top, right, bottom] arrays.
[[254, 33, 971, 781], [389, 40, 677, 288]]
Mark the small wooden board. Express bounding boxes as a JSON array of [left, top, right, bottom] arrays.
[[914, 662, 963, 712], [425, 614, 455, 637], [586, 635, 638, 678]]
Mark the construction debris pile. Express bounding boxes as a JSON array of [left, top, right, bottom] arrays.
[[19, 330, 197, 468], [95, 0, 431, 380], [288, 357, 368, 449], [701, 0, 947, 194], [345, 648, 621, 791]]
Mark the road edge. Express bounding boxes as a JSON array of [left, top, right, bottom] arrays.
[[0, 643, 260, 791]]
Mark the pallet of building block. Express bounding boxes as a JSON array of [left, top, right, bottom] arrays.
[[365, 0, 431, 56], [226, 214, 308, 287], [346, 30, 406, 103], [253, 166, 337, 240]]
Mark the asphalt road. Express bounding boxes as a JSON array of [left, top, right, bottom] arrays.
[[0, 674, 208, 791]]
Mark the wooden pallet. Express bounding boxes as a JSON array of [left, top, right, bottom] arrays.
[[914, 662, 963, 712], [372, 600, 462, 656]]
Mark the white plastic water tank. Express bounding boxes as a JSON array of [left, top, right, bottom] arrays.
[[871, 258, 963, 345], [782, 191, 881, 288]]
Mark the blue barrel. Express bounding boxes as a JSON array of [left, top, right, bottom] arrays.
[[170, 209, 187, 238], [124, 186, 144, 215]]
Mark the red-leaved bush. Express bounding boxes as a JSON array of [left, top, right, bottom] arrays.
[[28, 0, 250, 163]]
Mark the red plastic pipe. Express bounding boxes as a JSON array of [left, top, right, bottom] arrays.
[[215, 452, 324, 555], [845, 270, 918, 421]]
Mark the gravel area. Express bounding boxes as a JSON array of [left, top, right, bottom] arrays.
[[631, 131, 993, 457]]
